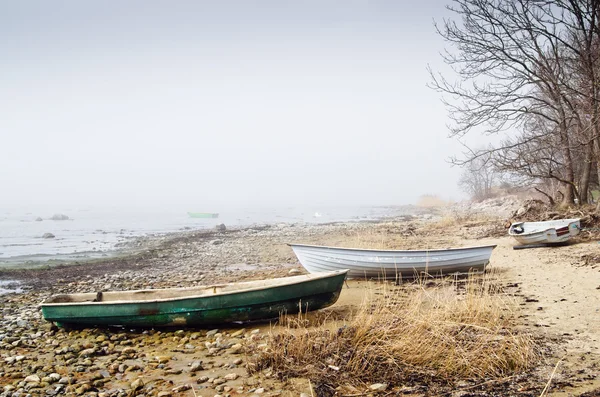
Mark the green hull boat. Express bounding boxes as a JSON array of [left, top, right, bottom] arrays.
[[41, 271, 348, 328], [187, 212, 219, 219]]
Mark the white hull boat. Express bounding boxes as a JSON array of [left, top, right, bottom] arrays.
[[508, 218, 580, 245], [289, 244, 496, 279]]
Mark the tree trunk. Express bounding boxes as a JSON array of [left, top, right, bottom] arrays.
[[580, 142, 593, 204], [592, 98, 600, 212], [595, 137, 600, 211], [558, 115, 576, 207]]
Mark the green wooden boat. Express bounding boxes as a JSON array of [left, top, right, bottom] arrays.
[[41, 270, 348, 328], [187, 212, 219, 219]]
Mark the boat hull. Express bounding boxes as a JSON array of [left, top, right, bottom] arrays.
[[509, 219, 580, 245], [188, 212, 219, 219], [289, 244, 496, 279], [41, 271, 347, 328]]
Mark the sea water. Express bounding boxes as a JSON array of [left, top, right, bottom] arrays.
[[0, 205, 414, 267]]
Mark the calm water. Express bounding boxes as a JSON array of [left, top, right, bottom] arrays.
[[0, 205, 412, 266], [0, 279, 22, 295]]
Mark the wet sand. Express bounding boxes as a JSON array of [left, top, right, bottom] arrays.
[[1, 217, 599, 396]]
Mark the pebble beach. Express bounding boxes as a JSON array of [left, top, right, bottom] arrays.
[[1, 207, 600, 397]]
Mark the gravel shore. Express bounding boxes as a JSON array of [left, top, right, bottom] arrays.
[[1, 213, 599, 396]]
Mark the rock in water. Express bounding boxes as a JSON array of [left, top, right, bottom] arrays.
[[35, 217, 43, 221], [50, 214, 69, 221], [42, 233, 56, 239]]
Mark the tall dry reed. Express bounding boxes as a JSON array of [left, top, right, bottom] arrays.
[[250, 274, 539, 388]]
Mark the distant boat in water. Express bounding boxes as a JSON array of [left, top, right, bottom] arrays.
[[188, 212, 219, 219]]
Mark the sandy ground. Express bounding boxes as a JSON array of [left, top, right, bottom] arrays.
[[486, 236, 600, 396], [1, 217, 599, 396], [301, 220, 600, 395]]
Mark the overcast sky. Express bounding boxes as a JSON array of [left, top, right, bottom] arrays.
[[0, 1, 468, 211]]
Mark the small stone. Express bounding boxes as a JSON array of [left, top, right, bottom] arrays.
[[224, 373, 238, 381], [122, 347, 136, 355], [213, 378, 226, 385], [25, 375, 41, 383], [197, 376, 209, 384], [208, 347, 220, 355], [42, 233, 55, 239], [230, 344, 243, 354], [75, 384, 92, 394], [157, 392, 172, 397], [288, 269, 301, 275], [190, 361, 204, 372], [207, 329, 219, 337], [79, 348, 95, 357], [254, 387, 265, 394], [233, 358, 243, 365], [172, 384, 191, 392], [230, 329, 244, 338], [131, 378, 144, 390]]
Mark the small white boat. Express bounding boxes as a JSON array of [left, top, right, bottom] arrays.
[[508, 218, 580, 245], [289, 244, 496, 279]]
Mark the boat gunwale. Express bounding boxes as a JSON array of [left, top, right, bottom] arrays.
[[41, 270, 348, 308], [288, 243, 497, 253]]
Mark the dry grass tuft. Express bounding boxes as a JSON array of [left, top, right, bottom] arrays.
[[416, 194, 453, 208], [249, 275, 539, 390]]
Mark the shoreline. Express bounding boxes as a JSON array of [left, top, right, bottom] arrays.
[[1, 204, 599, 396], [0, 204, 422, 266], [0, 208, 429, 272]]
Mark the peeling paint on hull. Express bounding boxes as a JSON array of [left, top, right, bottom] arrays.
[[42, 271, 347, 328]]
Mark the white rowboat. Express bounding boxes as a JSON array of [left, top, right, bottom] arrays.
[[508, 218, 580, 245], [289, 244, 496, 279]]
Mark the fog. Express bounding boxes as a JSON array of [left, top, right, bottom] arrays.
[[1, 0, 466, 212]]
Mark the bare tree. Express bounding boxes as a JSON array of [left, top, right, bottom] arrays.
[[430, 0, 600, 207], [458, 151, 496, 200]]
